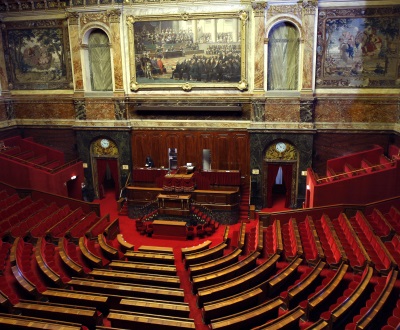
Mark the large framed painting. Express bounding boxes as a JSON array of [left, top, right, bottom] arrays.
[[2, 19, 72, 90], [316, 6, 400, 88], [127, 12, 248, 91]]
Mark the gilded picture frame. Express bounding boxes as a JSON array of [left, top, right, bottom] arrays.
[[127, 11, 248, 92]]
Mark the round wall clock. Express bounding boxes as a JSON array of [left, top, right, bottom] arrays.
[[275, 142, 287, 153], [100, 139, 110, 149]]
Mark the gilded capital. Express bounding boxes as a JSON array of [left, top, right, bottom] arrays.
[[252, 2, 267, 17], [108, 9, 122, 23], [67, 12, 80, 25], [302, 0, 318, 15]]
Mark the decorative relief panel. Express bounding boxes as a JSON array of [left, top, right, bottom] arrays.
[[252, 99, 265, 122], [316, 6, 400, 88], [300, 99, 314, 123], [267, 3, 302, 20], [92, 138, 119, 156], [5, 101, 15, 120], [265, 141, 297, 161], [74, 100, 87, 120]]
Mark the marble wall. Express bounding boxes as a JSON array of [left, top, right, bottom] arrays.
[[249, 132, 313, 209], [75, 130, 132, 199], [0, 0, 398, 211]]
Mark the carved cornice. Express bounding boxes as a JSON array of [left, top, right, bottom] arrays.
[[267, 3, 302, 20], [81, 11, 109, 26]]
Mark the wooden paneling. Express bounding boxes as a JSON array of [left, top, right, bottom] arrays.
[[132, 133, 148, 168], [131, 130, 250, 178]]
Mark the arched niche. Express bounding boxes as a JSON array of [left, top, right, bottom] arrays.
[[81, 25, 114, 92]]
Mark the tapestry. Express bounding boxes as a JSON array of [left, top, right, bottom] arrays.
[[2, 19, 72, 90], [316, 6, 400, 88]]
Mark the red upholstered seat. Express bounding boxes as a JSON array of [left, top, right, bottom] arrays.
[[196, 224, 205, 238], [145, 223, 154, 237], [186, 226, 195, 240]]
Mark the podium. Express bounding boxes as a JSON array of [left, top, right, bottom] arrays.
[[157, 193, 191, 216]]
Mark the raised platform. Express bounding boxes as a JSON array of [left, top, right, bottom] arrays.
[[127, 186, 239, 212]]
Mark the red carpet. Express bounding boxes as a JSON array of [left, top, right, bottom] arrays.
[[260, 194, 289, 213], [97, 189, 248, 330]]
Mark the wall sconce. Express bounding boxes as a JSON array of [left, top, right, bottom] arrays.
[[71, 175, 77, 180], [306, 185, 310, 190]]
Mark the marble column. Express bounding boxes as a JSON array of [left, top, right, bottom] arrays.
[[0, 29, 9, 95], [68, 12, 84, 96], [108, 10, 124, 95], [252, 2, 267, 92], [301, 0, 318, 93]]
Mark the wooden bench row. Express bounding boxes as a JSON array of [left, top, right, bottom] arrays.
[[0, 312, 83, 329], [42, 287, 190, 318], [68, 277, 185, 303], [197, 253, 280, 307], [58, 237, 86, 276], [117, 233, 134, 252], [280, 260, 326, 310], [13, 299, 102, 329], [107, 310, 195, 329], [204, 255, 302, 323], [303, 262, 349, 321], [201, 257, 304, 324], [138, 245, 174, 254], [184, 242, 227, 269], [192, 250, 259, 294], [252, 306, 305, 330], [322, 265, 373, 328], [78, 236, 104, 268], [209, 297, 284, 330], [97, 233, 120, 260], [125, 250, 175, 265], [354, 268, 398, 329], [109, 260, 177, 276], [189, 248, 242, 279], [35, 237, 65, 288], [89, 268, 181, 288], [181, 240, 212, 260]]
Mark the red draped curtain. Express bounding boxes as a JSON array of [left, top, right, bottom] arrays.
[[96, 158, 120, 199], [266, 164, 280, 208], [281, 164, 293, 208]]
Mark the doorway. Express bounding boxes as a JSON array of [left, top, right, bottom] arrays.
[[95, 158, 120, 199], [263, 162, 295, 208], [271, 166, 287, 208]]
